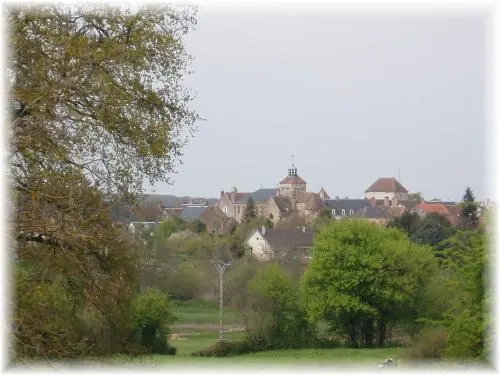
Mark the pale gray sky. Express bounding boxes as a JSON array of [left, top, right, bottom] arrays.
[[149, 7, 489, 202]]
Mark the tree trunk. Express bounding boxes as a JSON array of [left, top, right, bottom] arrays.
[[377, 319, 387, 347], [362, 319, 375, 348]]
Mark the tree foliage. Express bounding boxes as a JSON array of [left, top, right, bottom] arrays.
[[242, 197, 258, 224], [387, 211, 421, 237], [441, 230, 489, 360], [408, 192, 424, 202], [411, 213, 456, 252], [459, 187, 479, 229], [246, 264, 314, 349], [130, 288, 176, 354], [301, 220, 438, 348], [10, 5, 198, 359]]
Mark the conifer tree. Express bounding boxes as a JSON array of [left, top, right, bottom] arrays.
[[242, 196, 258, 224]]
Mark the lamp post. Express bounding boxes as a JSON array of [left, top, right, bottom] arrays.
[[215, 262, 230, 342]]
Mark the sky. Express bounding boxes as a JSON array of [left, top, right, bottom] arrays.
[[148, 5, 490, 202]]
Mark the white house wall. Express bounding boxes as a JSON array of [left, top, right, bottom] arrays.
[[245, 230, 273, 260], [364, 192, 408, 201]]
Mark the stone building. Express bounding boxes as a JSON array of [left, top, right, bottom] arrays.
[[217, 164, 330, 224]]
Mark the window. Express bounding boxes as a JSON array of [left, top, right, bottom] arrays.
[[223, 206, 228, 213], [342, 209, 346, 216], [237, 206, 240, 213], [331, 209, 336, 216], [349, 209, 353, 215]]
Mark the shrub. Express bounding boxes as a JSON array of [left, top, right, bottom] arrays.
[[407, 328, 448, 360], [191, 340, 253, 357], [245, 264, 316, 350], [130, 288, 176, 354]]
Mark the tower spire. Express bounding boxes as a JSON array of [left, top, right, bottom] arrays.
[[291, 153, 295, 168]]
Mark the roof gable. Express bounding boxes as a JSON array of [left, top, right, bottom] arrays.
[[365, 177, 408, 193]]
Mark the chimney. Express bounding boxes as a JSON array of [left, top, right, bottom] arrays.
[[261, 225, 266, 236], [220, 190, 224, 199], [384, 196, 389, 208]]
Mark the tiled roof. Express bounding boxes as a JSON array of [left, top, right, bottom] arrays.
[[324, 199, 372, 211], [365, 177, 408, 193], [262, 228, 314, 249], [356, 206, 391, 219], [272, 196, 293, 212], [179, 206, 208, 221], [425, 201, 458, 207], [415, 203, 449, 216], [279, 175, 306, 185], [250, 188, 278, 203], [201, 206, 229, 221]]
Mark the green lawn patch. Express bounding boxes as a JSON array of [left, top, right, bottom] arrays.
[[170, 299, 243, 326]]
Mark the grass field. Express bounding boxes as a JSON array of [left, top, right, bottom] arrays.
[[107, 300, 410, 369], [106, 347, 410, 369], [170, 299, 244, 326], [30, 301, 486, 370]]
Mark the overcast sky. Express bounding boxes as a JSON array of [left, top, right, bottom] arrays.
[[148, 6, 490, 202]]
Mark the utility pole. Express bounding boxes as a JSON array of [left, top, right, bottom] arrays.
[[215, 262, 230, 342]]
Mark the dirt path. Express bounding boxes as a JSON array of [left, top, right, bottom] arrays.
[[172, 323, 245, 331]]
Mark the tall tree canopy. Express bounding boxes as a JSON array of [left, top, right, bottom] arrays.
[[301, 220, 438, 348], [10, 5, 198, 359]]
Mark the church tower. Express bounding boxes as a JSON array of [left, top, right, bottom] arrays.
[[278, 156, 307, 209]]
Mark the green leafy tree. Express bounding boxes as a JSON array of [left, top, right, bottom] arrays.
[[441, 230, 489, 360], [411, 213, 456, 253], [155, 217, 186, 240], [312, 207, 333, 233], [131, 288, 176, 354], [459, 187, 479, 229], [387, 211, 421, 237], [246, 264, 314, 349], [408, 192, 424, 202], [188, 218, 207, 234], [242, 197, 258, 224], [10, 5, 198, 358], [301, 220, 438, 348], [264, 218, 274, 228]]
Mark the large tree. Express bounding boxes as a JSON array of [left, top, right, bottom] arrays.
[[411, 213, 456, 253], [301, 220, 438, 348], [387, 211, 421, 237], [10, 5, 198, 359]]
